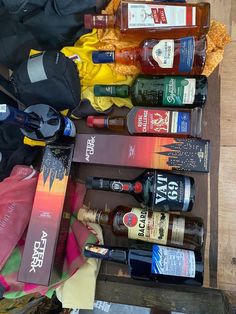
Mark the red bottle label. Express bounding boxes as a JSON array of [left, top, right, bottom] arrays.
[[133, 109, 170, 134]]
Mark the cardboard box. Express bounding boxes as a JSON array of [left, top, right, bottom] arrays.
[[73, 134, 210, 173], [18, 144, 74, 286]]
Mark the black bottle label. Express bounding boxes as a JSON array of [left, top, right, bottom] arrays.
[[150, 172, 191, 211]]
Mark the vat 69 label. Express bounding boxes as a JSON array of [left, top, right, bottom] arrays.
[[123, 208, 169, 244]]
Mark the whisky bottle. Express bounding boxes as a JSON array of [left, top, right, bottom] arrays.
[[94, 75, 208, 107], [78, 205, 204, 250], [87, 107, 203, 137], [0, 104, 76, 142], [84, 1, 210, 39], [92, 36, 206, 75], [85, 170, 195, 212], [84, 243, 204, 286]]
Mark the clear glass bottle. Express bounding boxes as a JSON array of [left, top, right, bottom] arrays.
[[87, 107, 202, 137], [78, 205, 204, 250], [84, 1, 210, 39], [92, 36, 206, 75]]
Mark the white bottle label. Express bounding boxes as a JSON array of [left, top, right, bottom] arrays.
[[182, 78, 196, 104], [63, 117, 76, 137], [152, 40, 174, 68], [152, 245, 195, 278], [171, 217, 185, 245], [123, 208, 169, 244], [127, 4, 196, 29]]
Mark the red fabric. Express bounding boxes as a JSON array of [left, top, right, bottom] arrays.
[[0, 166, 38, 271]]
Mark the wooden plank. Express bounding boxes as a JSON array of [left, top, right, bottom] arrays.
[[220, 43, 236, 146], [95, 280, 232, 314], [75, 70, 221, 287], [195, 0, 232, 35], [218, 147, 236, 291]]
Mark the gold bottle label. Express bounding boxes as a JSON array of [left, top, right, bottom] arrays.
[[123, 208, 169, 244], [77, 206, 101, 223], [171, 217, 185, 245]]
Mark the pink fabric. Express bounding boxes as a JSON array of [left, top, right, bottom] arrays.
[[0, 166, 38, 271]]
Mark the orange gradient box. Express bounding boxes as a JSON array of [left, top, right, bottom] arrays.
[[73, 134, 210, 173], [18, 144, 74, 286]]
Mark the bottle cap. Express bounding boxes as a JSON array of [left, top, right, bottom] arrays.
[[87, 116, 106, 129], [92, 51, 115, 64], [84, 14, 93, 29], [86, 116, 95, 128], [86, 176, 94, 189], [94, 85, 107, 96]]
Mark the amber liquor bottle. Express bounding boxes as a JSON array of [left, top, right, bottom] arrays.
[[78, 205, 204, 250], [84, 1, 210, 40], [84, 243, 204, 286], [92, 36, 206, 75], [87, 107, 203, 137], [86, 170, 195, 212], [94, 75, 208, 107]]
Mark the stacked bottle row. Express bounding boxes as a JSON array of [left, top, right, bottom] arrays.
[[82, 0, 210, 287]]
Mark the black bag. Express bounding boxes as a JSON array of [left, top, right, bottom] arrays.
[[11, 50, 81, 111], [0, 0, 96, 70]]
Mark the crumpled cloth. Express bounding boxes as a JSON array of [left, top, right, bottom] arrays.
[[1, 183, 98, 300], [56, 222, 103, 309]]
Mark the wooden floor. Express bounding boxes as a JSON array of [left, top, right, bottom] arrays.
[[196, 0, 236, 292]]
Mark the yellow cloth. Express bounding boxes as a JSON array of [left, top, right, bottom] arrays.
[[61, 30, 133, 112], [31, 45, 133, 112], [56, 223, 103, 310]]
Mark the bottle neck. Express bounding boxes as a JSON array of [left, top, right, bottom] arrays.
[[86, 177, 143, 194], [84, 244, 128, 264], [92, 48, 139, 65], [94, 84, 130, 98], [115, 47, 139, 66], [0, 104, 40, 130], [87, 116, 126, 131], [84, 14, 116, 29], [77, 206, 110, 225]]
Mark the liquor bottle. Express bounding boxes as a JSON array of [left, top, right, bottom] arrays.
[[84, 243, 204, 286], [0, 104, 76, 143], [94, 75, 208, 107], [92, 36, 206, 75], [87, 107, 202, 137], [78, 205, 204, 250], [85, 170, 195, 212], [84, 1, 210, 39]]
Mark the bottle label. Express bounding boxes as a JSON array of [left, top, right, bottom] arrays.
[[132, 108, 190, 135], [63, 117, 76, 137], [77, 207, 101, 224], [163, 77, 196, 105], [170, 111, 190, 134], [179, 37, 195, 73], [152, 40, 174, 68], [171, 217, 185, 245], [152, 245, 195, 277], [123, 208, 169, 244], [151, 173, 191, 211], [127, 4, 196, 28]]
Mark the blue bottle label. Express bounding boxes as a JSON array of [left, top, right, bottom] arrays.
[[170, 111, 190, 134], [63, 117, 76, 137], [151, 244, 195, 277], [178, 37, 195, 73]]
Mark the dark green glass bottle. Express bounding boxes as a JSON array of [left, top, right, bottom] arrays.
[[94, 75, 207, 108]]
